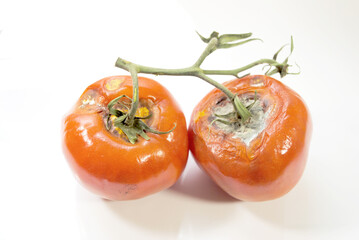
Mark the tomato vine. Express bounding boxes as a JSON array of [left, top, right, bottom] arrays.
[[113, 31, 299, 143]]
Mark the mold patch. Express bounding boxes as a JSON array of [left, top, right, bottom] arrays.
[[212, 96, 271, 146]]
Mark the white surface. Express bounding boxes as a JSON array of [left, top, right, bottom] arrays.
[[1, 0, 359, 239]]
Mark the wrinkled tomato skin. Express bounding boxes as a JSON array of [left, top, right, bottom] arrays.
[[189, 75, 312, 201], [63, 76, 188, 200]]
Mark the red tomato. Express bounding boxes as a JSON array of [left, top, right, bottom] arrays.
[[189, 75, 312, 201], [62, 76, 188, 200]]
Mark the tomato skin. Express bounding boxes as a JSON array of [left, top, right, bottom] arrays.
[[189, 75, 312, 201], [63, 76, 188, 200]]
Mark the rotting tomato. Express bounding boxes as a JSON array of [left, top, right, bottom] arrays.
[[189, 75, 312, 201], [62, 76, 188, 200]]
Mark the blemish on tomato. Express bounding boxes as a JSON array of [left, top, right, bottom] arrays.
[[136, 107, 150, 118], [81, 90, 97, 106], [212, 96, 271, 146], [105, 77, 125, 91], [79, 90, 104, 112], [250, 76, 265, 87], [195, 110, 206, 123]]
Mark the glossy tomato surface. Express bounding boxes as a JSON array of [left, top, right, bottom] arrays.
[[63, 76, 188, 200], [189, 75, 312, 201]]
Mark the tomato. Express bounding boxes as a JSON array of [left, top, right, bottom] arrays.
[[62, 76, 188, 200], [189, 75, 312, 201]]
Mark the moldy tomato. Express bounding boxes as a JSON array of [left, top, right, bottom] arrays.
[[63, 76, 188, 200], [189, 75, 312, 201]]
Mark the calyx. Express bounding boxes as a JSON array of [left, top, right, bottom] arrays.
[[105, 95, 175, 144]]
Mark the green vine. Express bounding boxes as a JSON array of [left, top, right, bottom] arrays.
[[111, 31, 298, 143]]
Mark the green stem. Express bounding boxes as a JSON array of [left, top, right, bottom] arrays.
[[203, 59, 277, 77], [195, 73, 234, 99], [114, 33, 289, 124], [125, 64, 139, 126], [116, 58, 278, 77], [196, 73, 251, 122], [116, 57, 254, 122], [110, 31, 296, 144], [115, 58, 279, 123], [116, 58, 190, 75], [193, 37, 218, 67], [116, 58, 257, 122]]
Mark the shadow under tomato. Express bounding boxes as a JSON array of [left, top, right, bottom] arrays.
[[75, 181, 237, 238], [242, 175, 337, 230], [168, 163, 238, 203], [104, 191, 237, 237]]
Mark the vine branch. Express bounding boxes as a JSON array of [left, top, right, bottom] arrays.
[[112, 31, 297, 143]]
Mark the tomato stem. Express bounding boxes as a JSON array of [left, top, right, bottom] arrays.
[[115, 32, 297, 124], [125, 64, 139, 126], [202, 59, 277, 77], [195, 73, 251, 121], [193, 35, 218, 67]]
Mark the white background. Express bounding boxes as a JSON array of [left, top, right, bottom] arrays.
[[1, 0, 359, 239]]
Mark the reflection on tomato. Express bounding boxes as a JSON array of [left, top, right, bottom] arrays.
[[189, 75, 312, 201], [63, 76, 188, 200]]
